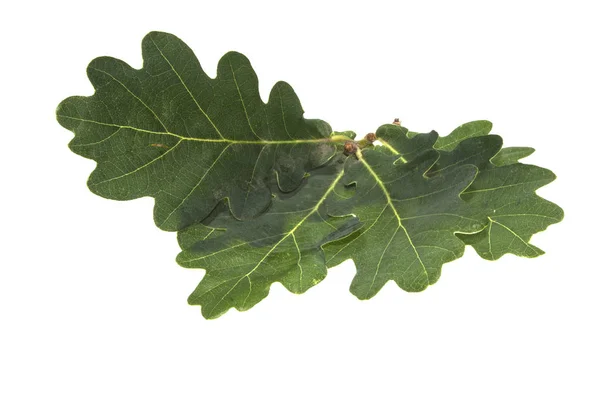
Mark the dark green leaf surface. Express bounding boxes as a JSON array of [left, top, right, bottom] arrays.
[[490, 147, 535, 166], [377, 122, 563, 260], [455, 144, 561, 259], [173, 122, 562, 309], [433, 120, 493, 151], [57, 31, 337, 231], [429, 135, 503, 176], [456, 163, 562, 259], [376, 124, 438, 162], [176, 157, 360, 318], [56, 31, 563, 318], [324, 149, 485, 299]]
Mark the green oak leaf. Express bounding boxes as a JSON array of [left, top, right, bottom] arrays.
[[431, 132, 562, 259], [456, 163, 562, 259], [56, 31, 340, 231], [429, 134, 503, 176], [176, 157, 361, 318], [490, 147, 535, 166], [375, 123, 438, 162], [324, 149, 485, 299], [433, 120, 493, 151], [56, 30, 563, 318], [377, 123, 563, 260]]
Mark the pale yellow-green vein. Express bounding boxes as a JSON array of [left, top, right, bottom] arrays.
[[150, 37, 227, 140], [59, 115, 349, 145], [207, 168, 346, 315], [356, 149, 428, 279]]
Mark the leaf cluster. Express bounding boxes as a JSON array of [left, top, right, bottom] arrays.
[[57, 32, 563, 318]]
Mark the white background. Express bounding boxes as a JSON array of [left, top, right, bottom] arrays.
[[1, 0, 598, 399]]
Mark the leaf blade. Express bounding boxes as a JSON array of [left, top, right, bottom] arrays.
[[434, 120, 493, 151], [490, 147, 535, 166], [176, 158, 361, 318], [357, 122, 563, 265], [457, 163, 563, 259], [57, 31, 338, 231], [325, 149, 483, 299]]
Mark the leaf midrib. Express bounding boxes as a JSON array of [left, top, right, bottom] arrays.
[[65, 46, 335, 145], [58, 115, 334, 145], [357, 152, 428, 282], [205, 168, 346, 316], [379, 131, 548, 260]]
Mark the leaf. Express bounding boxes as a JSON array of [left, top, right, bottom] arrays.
[[177, 122, 562, 309], [324, 148, 485, 299], [56, 31, 340, 231], [375, 123, 438, 162], [377, 122, 564, 260], [431, 132, 563, 259], [456, 163, 563, 259], [57, 31, 563, 318], [490, 147, 535, 166], [176, 157, 361, 318], [429, 134, 504, 176], [433, 120, 493, 151]]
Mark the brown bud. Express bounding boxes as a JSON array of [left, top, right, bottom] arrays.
[[365, 132, 377, 143], [344, 141, 358, 154], [393, 118, 401, 126]]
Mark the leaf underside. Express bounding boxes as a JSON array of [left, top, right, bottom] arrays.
[[57, 31, 563, 318], [177, 157, 361, 319], [57, 31, 336, 231]]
